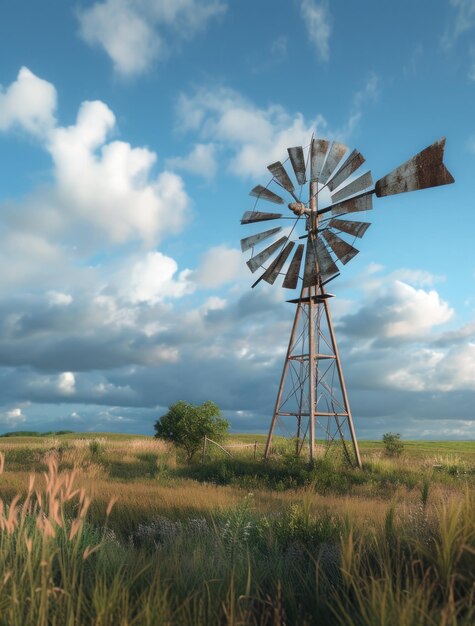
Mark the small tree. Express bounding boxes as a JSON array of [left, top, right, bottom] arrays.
[[154, 400, 229, 462], [382, 432, 404, 457]]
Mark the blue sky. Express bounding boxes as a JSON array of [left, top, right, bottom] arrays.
[[0, 0, 473, 439]]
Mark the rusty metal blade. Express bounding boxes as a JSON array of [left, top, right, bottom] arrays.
[[328, 218, 371, 238], [310, 138, 329, 181], [288, 146, 306, 185], [250, 185, 284, 204], [331, 191, 373, 216], [283, 244, 304, 289], [327, 149, 365, 191], [322, 230, 359, 265], [316, 235, 339, 281], [375, 138, 455, 197], [320, 142, 348, 184], [247, 236, 287, 273], [241, 211, 283, 224], [240, 227, 282, 252], [267, 161, 294, 193], [261, 241, 295, 285], [331, 171, 373, 203], [303, 237, 318, 287]]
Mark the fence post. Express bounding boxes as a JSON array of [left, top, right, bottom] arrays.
[[254, 441, 257, 460], [201, 435, 207, 464]]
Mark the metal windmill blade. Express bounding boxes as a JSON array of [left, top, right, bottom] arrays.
[[241, 211, 283, 224], [319, 142, 348, 184], [288, 146, 307, 185], [322, 230, 359, 265], [240, 227, 282, 252], [327, 149, 365, 192], [328, 218, 371, 239], [250, 185, 285, 204], [310, 138, 329, 181], [246, 236, 288, 273], [267, 161, 295, 194]]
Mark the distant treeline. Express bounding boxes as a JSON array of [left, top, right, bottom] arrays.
[[0, 431, 75, 438]]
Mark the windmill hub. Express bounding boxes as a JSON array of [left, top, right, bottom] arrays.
[[240, 136, 454, 465], [288, 201, 306, 216]]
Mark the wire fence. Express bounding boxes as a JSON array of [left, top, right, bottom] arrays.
[[201, 436, 262, 463]]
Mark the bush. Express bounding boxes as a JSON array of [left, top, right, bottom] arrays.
[[154, 400, 229, 462], [89, 439, 105, 458], [382, 432, 404, 457]]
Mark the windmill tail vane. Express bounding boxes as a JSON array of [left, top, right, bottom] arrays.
[[240, 137, 454, 465]]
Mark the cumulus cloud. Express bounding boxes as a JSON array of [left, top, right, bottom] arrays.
[[48, 292, 73, 306], [0, 67, 57, 136], [339, 279, 453, 341], [176, 86, 324, 178], [167, 143, 218, 179], [126, 251, 193, 303], [174, 77, 381, 179], [49, 100, 189, 246], [58, 372, 76, 395], [0, 407, 26, 428], [299, 0, 332, 61], [77, 0, 227, 76], [0, 69, 191, 249], [192, 245, 244, 288]]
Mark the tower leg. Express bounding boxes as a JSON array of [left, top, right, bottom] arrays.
[[264, 298, 303, 459], [308, 285, 316, 463], [322, 290, 362, 468]]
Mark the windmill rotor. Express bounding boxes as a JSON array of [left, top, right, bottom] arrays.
[[241, 137, 454, 294], [240, 136, 454, 465]]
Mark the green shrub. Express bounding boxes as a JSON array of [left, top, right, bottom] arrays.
[[382, 432, 404, 457], [155, 400, 229, 462], [89, 439, 105, 458]]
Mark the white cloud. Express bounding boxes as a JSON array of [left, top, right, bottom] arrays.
[[0, 67, 57, 137], [77, 0, 226, 76], [340, 277, 453, 340], [58, 372, 76, 395], [443, 0, 475, 79], [167, 143, 218, 179], [0, 407, 27, 427], [78, 0, 160, 76], [442, 0, 475, 48], [342, 73, 380, 138], [299, 0, 331, 61], [385, 343, 475, 393], [388, 268, 444, 288], [175, 76, 380, 180], [49, 100, 190, 246], [0, 69, 191, 249], [48, 291, 73, 306], [127, 251, 193, 304], [176, 86, 324, 179], [193, 245, 244, 288]]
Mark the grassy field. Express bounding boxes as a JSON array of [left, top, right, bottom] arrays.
[[0, 432, 472, 625]]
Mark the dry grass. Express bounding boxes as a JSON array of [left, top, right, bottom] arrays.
[[0, 435, 472, 624]]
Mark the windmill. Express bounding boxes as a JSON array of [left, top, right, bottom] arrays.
[[240, 137, 454, 466]]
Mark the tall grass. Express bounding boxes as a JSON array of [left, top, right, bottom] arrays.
[[0, 435, 473, 624], [334, 493, 475, 626]]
